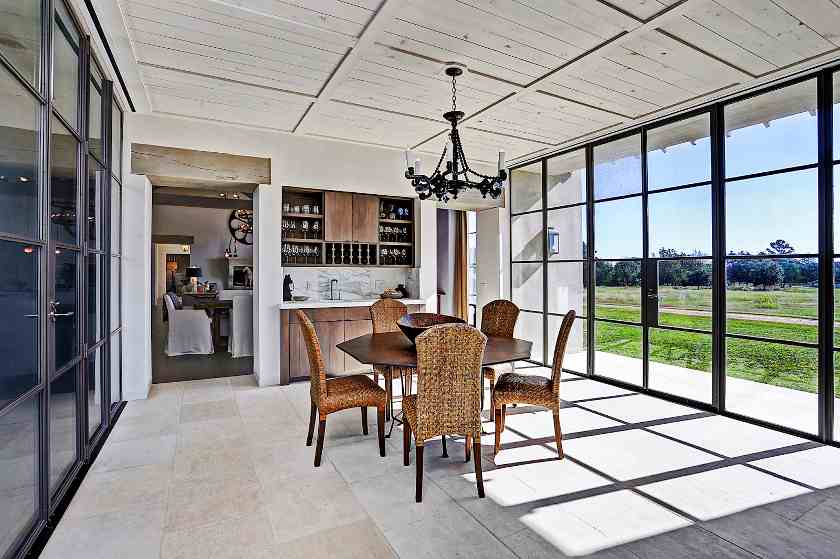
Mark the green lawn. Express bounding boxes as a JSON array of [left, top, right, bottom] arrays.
[[591, 290, 834, 396]]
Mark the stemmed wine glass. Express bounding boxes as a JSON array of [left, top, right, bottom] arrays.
[[301, 220, 309, 239]]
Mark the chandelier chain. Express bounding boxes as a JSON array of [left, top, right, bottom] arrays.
[[451, 74, 457, 113]]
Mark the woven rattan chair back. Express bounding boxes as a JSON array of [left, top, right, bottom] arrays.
[[480, 299, 519, 339], [550, 310, 576, 393], [295, 310, 328, 405], [370, 298, 408, 333], [413, 324, 487, 444]]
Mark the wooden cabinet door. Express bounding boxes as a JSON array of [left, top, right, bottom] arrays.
[[324, 191, 353, 241], [344, 319, 373, 372], [315, 320, 346, 375], [352, 194, 379, 242], [288, 322, 310, 381]]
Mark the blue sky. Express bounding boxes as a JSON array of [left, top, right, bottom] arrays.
[[591, 109, 822, 259]]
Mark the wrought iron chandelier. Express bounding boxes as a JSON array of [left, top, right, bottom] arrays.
[[404, 65, 506, 202]]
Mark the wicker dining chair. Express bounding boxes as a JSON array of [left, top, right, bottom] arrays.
[[369, 298, 415, 420], [480, 300, 520, 409], [297, 310, 386, 467], [492, 309, 576, 458], [402, 324, 487, 502]]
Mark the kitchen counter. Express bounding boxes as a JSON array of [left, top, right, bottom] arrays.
[[279, 298, 427, 310]]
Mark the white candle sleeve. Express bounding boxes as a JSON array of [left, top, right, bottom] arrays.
[[404, 150, 411, 169], [498, 151, 506, 172], [414, 159, 421, 174]]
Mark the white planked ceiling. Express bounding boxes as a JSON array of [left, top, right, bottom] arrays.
[[114, 0, 840, 164]]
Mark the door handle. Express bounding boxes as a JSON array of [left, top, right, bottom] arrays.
[[647, 293, 658, 299], [25, 314, 39, 318], [50, 311, 74, 318]]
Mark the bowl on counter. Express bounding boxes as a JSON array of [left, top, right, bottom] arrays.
[[291, 295, 309, 301], [396, 313, 465, 344]]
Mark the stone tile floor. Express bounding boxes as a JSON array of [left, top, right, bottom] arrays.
[[41, 370, 840, 558]]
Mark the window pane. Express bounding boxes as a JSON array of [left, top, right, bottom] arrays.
[[726, 337, 817, 434], [514, 311, 543, 365], [595, 260, 641, 323], [547, 205, 586, 260], [726, 258, 818, 344], [511, 162, 542, 214], [88, 157, 103, 248], [53, 3, 80, 128], [549, 314, 586, 373], [110, 178, 120, 254], [110, 332, 120, 405], [55, 248, 79, 370], [51, 116, 78, 244], [726, 169, 817, 255], [547, 261, 587, 317], [0, 240, 38, 408], [87, 253, 102, 344], [87, 346, 102, 437], [512, 263, 542, 312], [647, 114, 711, 190], [0, 393, 38, 558], [112, 104, 122, 176], [0, 0, 41, 87], [49, 367, 77, 492], [110, 257, 120, 330], [834, 166, 840, 253], [649, 328, 712, 403], [511, 212, 542, 262], [648, 186, 711, 257], [88, 79, 103, 161], [546, 149, 585, 207], [834, 72, 840, 161], [0, 64, 39, 239], [725, 80, 817, 178], [595, 321, 642, 386], [656, 259, 713, 332], [593, 134, 641, 200], [595, 196, 641, 259]]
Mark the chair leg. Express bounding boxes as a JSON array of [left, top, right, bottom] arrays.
[[378, 407, 386, 457], [553, 411, 564, 459], [306, 402, 316, 446], [465, 434, 471, 463], [474, 438, 485, 498], [494, 407, 502, 455], [361, 407, 368, 435], [403, 420, 411, 466], [314, 419, 327, 467], [415, 444, 424, 503], [385, 369, 393, 421], [441, 435, 448, 457]]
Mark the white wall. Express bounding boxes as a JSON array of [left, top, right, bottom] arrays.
[[122, 174, 152, 399], [476, 208, 504, 315], [124, 113, 438, 389]]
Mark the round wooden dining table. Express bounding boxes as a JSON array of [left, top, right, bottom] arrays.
[[336, 331, 533, 369], [337, 331, 533, 436]]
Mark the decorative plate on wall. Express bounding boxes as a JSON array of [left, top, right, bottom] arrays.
[[229, 209, 253, 245]]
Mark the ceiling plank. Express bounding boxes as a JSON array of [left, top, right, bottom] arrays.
[[411, 0, 747, 150], [294, 0, 409, 135]]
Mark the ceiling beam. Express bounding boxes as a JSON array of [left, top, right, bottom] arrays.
[[293, 0, 408, 135], [411, 0, 748, 150]]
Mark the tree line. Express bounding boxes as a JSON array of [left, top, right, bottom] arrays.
[[595, 240, 822, 289]]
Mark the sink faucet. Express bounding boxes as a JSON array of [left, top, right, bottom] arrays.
[[330, 279, 340, 300]]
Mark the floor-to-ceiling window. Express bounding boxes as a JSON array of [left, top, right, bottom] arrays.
[[0, 1, 125, 557], [508, 67, 840, 443]]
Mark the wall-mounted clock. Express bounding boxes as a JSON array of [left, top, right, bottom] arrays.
[[229, 209, 253, 245]]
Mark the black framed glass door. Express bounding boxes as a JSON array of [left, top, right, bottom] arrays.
[[0, 1, 124, 557]]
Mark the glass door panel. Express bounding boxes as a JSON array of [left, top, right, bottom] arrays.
[[54, 248, 79, 370], [49, 367, 78, 491], [0, 395, 39, 556]]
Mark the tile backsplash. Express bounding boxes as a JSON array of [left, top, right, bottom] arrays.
[[284, 267, 418, 301]]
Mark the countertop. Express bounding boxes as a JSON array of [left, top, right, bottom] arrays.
[[279, 298, 427, 310]]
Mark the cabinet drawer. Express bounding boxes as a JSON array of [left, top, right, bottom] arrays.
[[345, 306, 372, 321], [288, 307, 345, 323]]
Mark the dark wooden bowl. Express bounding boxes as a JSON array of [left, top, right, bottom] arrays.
[[396, 313, 466, 344]]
